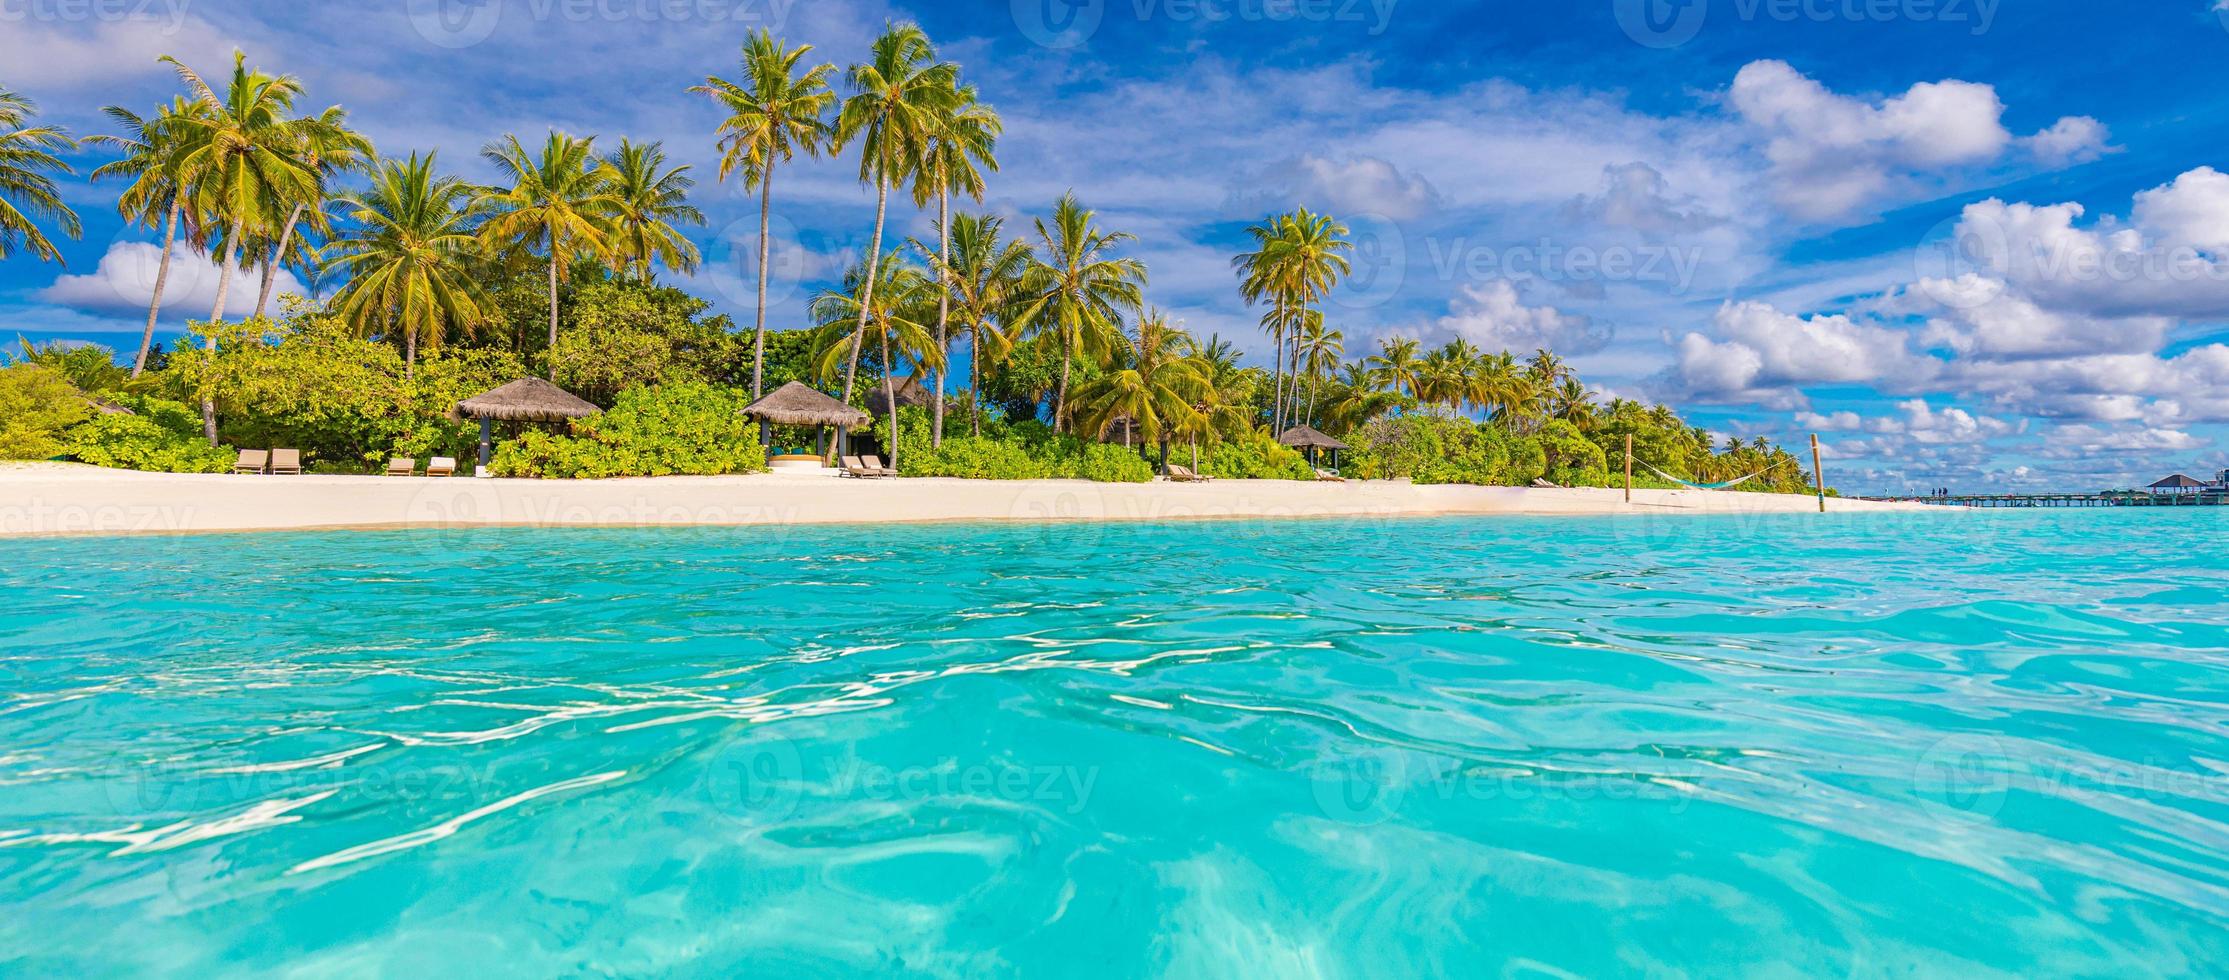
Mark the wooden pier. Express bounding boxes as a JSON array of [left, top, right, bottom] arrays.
[[1866, 491, 2229, 508]]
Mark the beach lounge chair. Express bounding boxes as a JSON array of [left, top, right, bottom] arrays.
[[1314, 468, 1348, 484], [861, 455, 900, 477], [425, 457, 456, 478], [840, 455, 878, 479], [385, 458, 415, 477], [1532, 478, 1564, 489], [1167, 464, 1212, 483], [232, 449, 269, 475], [268, 449, 303, 476]]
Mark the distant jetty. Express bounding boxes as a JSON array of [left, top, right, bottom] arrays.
[[1871, 471, 2229, 508]]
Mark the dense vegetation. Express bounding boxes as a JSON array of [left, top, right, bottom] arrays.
[[0, 26, 1822, 492]]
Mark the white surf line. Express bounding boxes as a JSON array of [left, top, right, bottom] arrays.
[[286, 771, 625, 875], [207, 743, 383, 774], [0, 792, 337, 856]]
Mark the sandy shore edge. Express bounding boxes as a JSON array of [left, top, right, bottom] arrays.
[[0, 462, 1948, 537]]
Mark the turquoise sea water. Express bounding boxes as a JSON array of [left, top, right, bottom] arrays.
[[4, 511, 2228, 976]]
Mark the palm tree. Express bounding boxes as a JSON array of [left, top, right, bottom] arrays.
[[84, 98, 205, 377], [476, 131, 618, 376], [1549, 377, 1596, 431], [1366, 336, 1421, 399], [1230, 215, 1289, 427], [1072, 310, 1210, 452], [601, 139, 703, 283], [1294, 312, 1343, 426], [920, 211, 1032, 435], [1325, 360, 1401, 434], [911, 82, 1000, 447], [1268, 208, 1351, 430], [0, 88, 81, 266], [808, 252, 938, 464], [692, 29, 836, 399], [161, 52, 318, 441], [1018, 192, 1145, 431], [253, 104, 373, 319], [833, 23, 956, 409], [325, 152, 488, 375]]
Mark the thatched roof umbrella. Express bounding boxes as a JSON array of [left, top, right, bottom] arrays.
[[741, 381, 871, 463], [456, 378, 600, 473], [1277, 424, 1350, 470], [864, 375, 931, 417]]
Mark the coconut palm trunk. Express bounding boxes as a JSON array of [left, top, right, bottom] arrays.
[[843, 169, 889, 404], [932, 186, 950, 448], [752, 160, 774, 399], [880, 329, 899, 468], [1054, 313, 1075, 432], [1269, 297, 1287, 432], [969, 321, 982, 437], [253, 203, 305, 319], [545, 253, 560, 379], [132, 202, 180, 379], [201, 233, 238, 444]]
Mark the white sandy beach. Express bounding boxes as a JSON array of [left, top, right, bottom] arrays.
[[0, 462, 1944, 536]]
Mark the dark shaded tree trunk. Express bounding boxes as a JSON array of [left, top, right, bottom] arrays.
[[132, 202, 180, 379]]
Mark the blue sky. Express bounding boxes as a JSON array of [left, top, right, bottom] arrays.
[[6, 0, 2229, 492]]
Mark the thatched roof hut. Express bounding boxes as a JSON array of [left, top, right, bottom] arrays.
[[2149, 474, 2206, 491], [1276, 424, 1350, 451], [456, 378, 600, 422], [742, 381, 870, 428], [864, 375, 931, 416]]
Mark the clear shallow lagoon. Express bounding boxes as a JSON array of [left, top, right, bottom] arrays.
[[4, 511, 2228, 975]]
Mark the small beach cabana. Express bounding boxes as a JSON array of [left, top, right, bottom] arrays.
[[741, 381, 871, 468], [2148, 474, 2206, 496], [456, 378, 601, 474], [1277, 424, 1351, 471]]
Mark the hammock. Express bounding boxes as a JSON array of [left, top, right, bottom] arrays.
[[1638, 458, 1787, 491]]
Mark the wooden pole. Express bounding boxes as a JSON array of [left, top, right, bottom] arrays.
[[1810, 434, 1826, 514], [1623, 433, 1633, 504]]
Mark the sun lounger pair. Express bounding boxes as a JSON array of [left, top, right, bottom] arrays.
[[1166, 464, 1213, 483], [1314, 468, 1348, 484], [840, 455, 898, 478], [232, 448, 302, 475], [384, 457, 457, 478]]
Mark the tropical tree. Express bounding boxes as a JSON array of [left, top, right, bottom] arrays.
[[692, 29, 836, 399], [601, 139, 703, 283], [910, 81, 1000, 446], [920, 211, 1032, 435], [1365, 336, 1421, 399], [1230, 215, 1289, 427], [476, 131, 618, 375], [160, 51, 319, 441], [806, 252, 938, 464], [1267, 208, 1350, 430], [1018, 192, 1145, 431], [0, 87, 81, 265], [84, 98, 205, 377], [253, 104, 373, 319], [833, 23, 956, 408], [1072, 310, 1210, 455], [324, 152, 489, 374], [1294, 311, 1343, 426]]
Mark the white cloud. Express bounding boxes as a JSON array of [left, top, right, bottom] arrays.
[[2024, 116, 2114, 165], [2132, 166, 2229, 252], [1232, 155, 1443, 222], [1668, 300, 1940, 405], [2043, 424, 2204, 457], [1, 14, 239, 90], [1941, 178, 2229, 319], [39, 242, 305, 321], [1727, 60, 2103, 221], [1434, 280, 1607, 355], [1564, 162, 1722, 238]]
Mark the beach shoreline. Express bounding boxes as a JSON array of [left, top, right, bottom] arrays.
[[0, 462, 1948, 537]]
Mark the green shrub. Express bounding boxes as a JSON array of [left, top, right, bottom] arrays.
[[1075, 443, 1154, 483], [900, 436, 1056, 479], [1200, 429, 1314, 480], [63, 407, 233, 473], [491, 382, 768, 479], [0, 363, 92, 460]]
